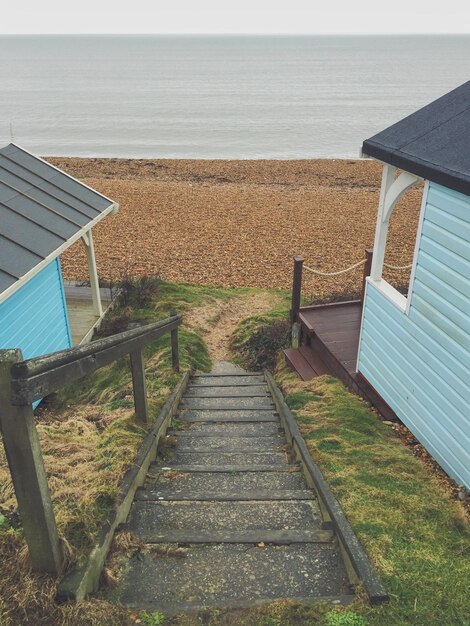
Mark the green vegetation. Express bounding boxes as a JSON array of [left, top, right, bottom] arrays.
[[140, 612, 166, 626], [229, 301, 290, 371], [275, 362, 470, 626], [1, 283, 468, 625]]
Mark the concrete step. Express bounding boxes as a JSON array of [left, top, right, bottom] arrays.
[[185, 386, 269, 398], [145, 467, 307, 491], [128, 500, 322, 535], [181, 397, 275, 410], [166, 451, 288, 466], [180, 410, 279, 422], [136, 488, 315, 502], [172, 422, 282, 436], [123, 528, 332, 543], [193, 371, 262, 378], [166, 435, 286, 452], [109, 543, 351, 612], [154, 464, 302, 473], [191, 377, 266, 387]]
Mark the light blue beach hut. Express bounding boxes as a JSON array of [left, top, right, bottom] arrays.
[[0, 144, 118, 383], [359, 82, 470, 489], [288, 82, 470, 489]]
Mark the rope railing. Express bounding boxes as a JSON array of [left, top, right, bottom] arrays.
[[291, 249, 413, 325], [303, 258, 367, 277], [383, 262, 413, 271]]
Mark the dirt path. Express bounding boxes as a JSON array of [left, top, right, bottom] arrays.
[[184, 291, 283, 361]]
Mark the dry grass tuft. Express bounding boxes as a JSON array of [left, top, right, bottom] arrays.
[[0, 402, 146, 625]]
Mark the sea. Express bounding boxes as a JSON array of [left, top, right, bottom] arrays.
[[1, 34, 469, 159]]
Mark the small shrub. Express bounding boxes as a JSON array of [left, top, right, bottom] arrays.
[[140, 611, 166, 626], [231, 318, 290, 371], [325, 610, 368, 626], [118, 274, 160, 309], [96, 311, 132, 337]]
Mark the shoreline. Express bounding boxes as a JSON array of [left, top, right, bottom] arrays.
[[48, 157, 422, 296]]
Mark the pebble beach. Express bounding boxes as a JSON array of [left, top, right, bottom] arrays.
[[49, 157, 423, 299]]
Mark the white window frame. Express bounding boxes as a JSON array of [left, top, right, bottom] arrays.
[[368, 163, 426, 314]]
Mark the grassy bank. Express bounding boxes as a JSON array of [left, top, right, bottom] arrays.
[[275, 365, 470, 625]]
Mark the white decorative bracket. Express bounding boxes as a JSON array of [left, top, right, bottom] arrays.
[[371, 165, 420, 280]]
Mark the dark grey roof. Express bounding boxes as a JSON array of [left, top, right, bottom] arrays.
[[362, 81, 470, 196], [0, 144, 117, 296]]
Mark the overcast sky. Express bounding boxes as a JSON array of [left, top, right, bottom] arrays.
[[2, 0, 470, 35]]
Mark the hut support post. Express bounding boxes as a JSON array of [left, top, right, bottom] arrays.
[[82, 230, 103, 318], [0, 350, 63, 576], [361, 248, 373, 303]]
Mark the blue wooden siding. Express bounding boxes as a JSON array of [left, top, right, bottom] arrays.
[[0, 258, 72, 406], [358, 182, 470, 488]]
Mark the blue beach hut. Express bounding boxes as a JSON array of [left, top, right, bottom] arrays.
[[358, 81, 470, 489], [287, 82, 470, 489], [0, 144, 118, 374]]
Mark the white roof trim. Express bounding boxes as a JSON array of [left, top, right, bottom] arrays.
[[0, 201, 118, 306]]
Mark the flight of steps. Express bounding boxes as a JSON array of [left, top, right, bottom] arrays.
[[107, 363, 352, 613]]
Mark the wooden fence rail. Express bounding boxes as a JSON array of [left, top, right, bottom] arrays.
[[0, 314, 182, 576]]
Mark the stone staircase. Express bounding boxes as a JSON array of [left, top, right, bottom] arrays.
[[107, 363, 353, 612]]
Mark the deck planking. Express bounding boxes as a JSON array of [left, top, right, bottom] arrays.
[[300, 302, 362, 375]]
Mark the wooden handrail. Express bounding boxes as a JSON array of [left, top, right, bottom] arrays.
[[10, 315, 182, 404], [0, 313, 182, 576]]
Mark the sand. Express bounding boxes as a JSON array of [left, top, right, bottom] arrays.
[[48, 157, 423, 299]]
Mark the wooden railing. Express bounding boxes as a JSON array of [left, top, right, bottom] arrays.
[[290, 248, 373, 324], [0, 314, 182, 576]]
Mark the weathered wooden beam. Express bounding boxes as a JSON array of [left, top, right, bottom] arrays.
[[130, 349, 148, 423], [171, 329, 180, 373], [0, 350, 63, 575], [264, 370, 389, 605], [11, 316, 182, 404], [12, 315, 181, 378]]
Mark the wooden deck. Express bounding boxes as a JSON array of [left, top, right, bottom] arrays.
[[285, 300, 396, 421], [64, 282, 113, 345]]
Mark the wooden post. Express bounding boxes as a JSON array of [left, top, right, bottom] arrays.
[[82, 231, 103, 318], [0, 350, 63, 575], [361, 248, 373, 304], [290, 256, 304, 324], [129, 349, 148, 423], [171, 328, 180, 373]]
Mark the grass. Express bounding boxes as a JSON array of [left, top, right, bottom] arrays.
[[275, 361, 470, 626]]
